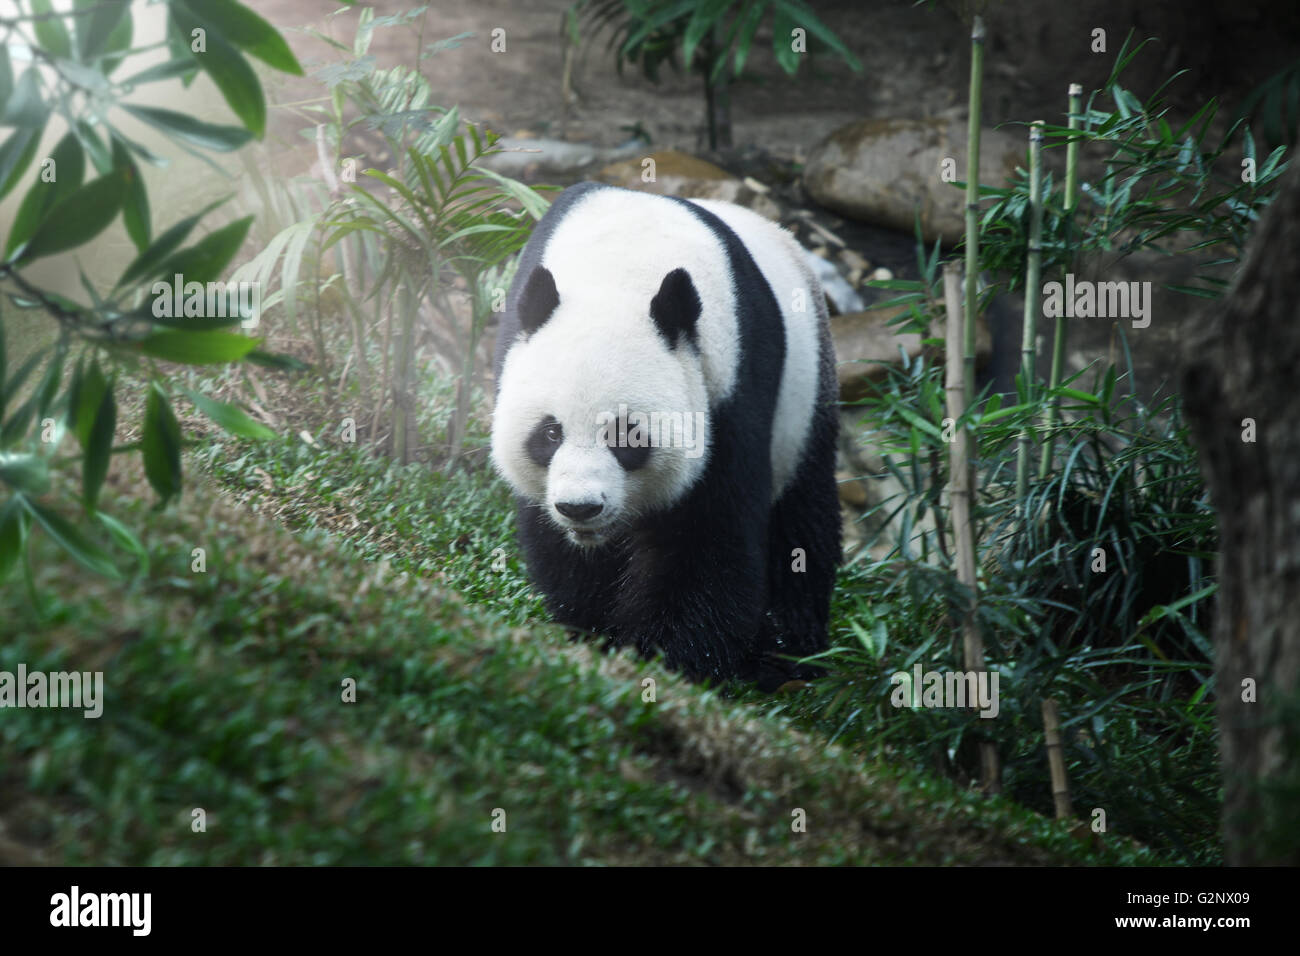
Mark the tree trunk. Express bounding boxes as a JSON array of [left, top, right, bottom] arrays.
[[1182, 162, 1300, 866]]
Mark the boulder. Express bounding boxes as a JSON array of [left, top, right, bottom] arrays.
[[597, 149, 782, 220], [832, 306, 925, 402], [803, 118, 1024, 243], [833, 304, 991, 402]]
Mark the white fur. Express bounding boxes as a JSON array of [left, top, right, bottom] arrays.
[[492, 188, 824, 545]]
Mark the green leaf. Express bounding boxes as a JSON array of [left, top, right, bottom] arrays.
[[31, 0, 73, 59], [123, 57, 200, 87], [71, 359, 108, 447], [682, 0, 733, 69], [0, 125, 45, 204], [22, 497, 122, 579], [0, 69, 45, 127], [166, 7, 200, 87], [74, 120, 113, 174], [1056, 386, 1102, 405], [771, 1, 800, 74], [11, 169, 125, 263], [35, 341, 65, 420], [245, 349, 309, 371], [116, 197, 230, 288], [177, 0, 303, 75], [1, 346, 49, 422], [0, 452, 51, 494], [892, 402, 944, 440], [133, 330, 260, 365], [111, 134, 151, 252], [0, 497, 25, 583], [122, 104, 253, 152], [5, 131, 86, 259], [75, 0, 131, 62], [730, 0, 767, 78], [94, 509, 148, 573], [141, 383, 182, 504], [171, 3, 266, 137], [1, 348, 63, 447], [155, 215, 254, 285], [100, 0, 135, 74], [83, 382, 116, 512], [772, 0, 861, 72], [0, 45, 12, 104], [182, 388, 274, 439]]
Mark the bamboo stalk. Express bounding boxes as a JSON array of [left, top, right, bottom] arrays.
[[944, 262, 1000, 795], [1042, 698, 1074, 819], [962, 15, 986, 408], [1015, 121, 1045, 505], [1039, 83, 1083, 481], [392, 277, 417, 464]]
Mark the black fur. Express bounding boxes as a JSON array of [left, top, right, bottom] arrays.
[[649, 268, 701, 350], [525, 418, 562, 468], [494, 183, 840, 688], [517, 265, 560, 335]]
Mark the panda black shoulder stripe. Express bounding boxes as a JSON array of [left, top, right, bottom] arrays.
[[662, 193, 787, 414]]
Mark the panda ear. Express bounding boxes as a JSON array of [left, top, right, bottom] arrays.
[[518, 266, 560, 335], [650, 268, 701, 349]]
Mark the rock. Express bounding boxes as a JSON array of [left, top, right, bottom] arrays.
[[832, 306, 925, 401], [837, 248, 870, 273], [832, 305, 992, 402], [480, 137, 646, 178], [836, 470, 869, 507], [804, 250, 864, 315], [803, 117, 1024, 243], [869, 266, 893, 282], [596, 149, 782, 220]]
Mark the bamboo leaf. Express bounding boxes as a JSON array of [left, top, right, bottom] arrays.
[[22, 497, 122, 579], [132, 330, 260, 365], [182, 388, 275, 439], [11, 169, 126, 263], [141, 384, 182, 503], [122, 105, 253, 152], [176, 0, 303, 75], [82, 383, 116, 512]]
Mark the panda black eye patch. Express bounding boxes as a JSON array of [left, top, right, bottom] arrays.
[[604, 416, 652, 471], [526, 417, 563, 467], [609, 440, 651, 471]]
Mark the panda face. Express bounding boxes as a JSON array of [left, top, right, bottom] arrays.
[[491, 267, 712, 549]]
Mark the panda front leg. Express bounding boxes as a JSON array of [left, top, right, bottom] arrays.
[[515, 499, 626, 635], [612, 480, 769, 684], [759, 404, 842, 683]]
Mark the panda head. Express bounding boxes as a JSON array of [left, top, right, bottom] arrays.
[[491, 264, 712, 549]]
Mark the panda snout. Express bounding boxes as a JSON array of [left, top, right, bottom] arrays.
[[555, 500, 604, 522]]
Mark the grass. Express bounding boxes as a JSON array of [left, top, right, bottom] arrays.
[[0, 361, 1162, 865]]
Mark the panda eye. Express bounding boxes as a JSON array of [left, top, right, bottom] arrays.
[[526, 417, 564, 468]]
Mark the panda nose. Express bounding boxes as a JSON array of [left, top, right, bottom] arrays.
[[555, 501, 603, 521]]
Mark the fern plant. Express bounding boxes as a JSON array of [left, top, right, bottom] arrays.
[[234, 7, 548, 468]]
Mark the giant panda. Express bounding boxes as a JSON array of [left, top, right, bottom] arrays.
[[491, 182, 840, 688]]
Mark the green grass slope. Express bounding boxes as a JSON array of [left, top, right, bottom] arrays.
[[0, 429, 1155, 865]]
